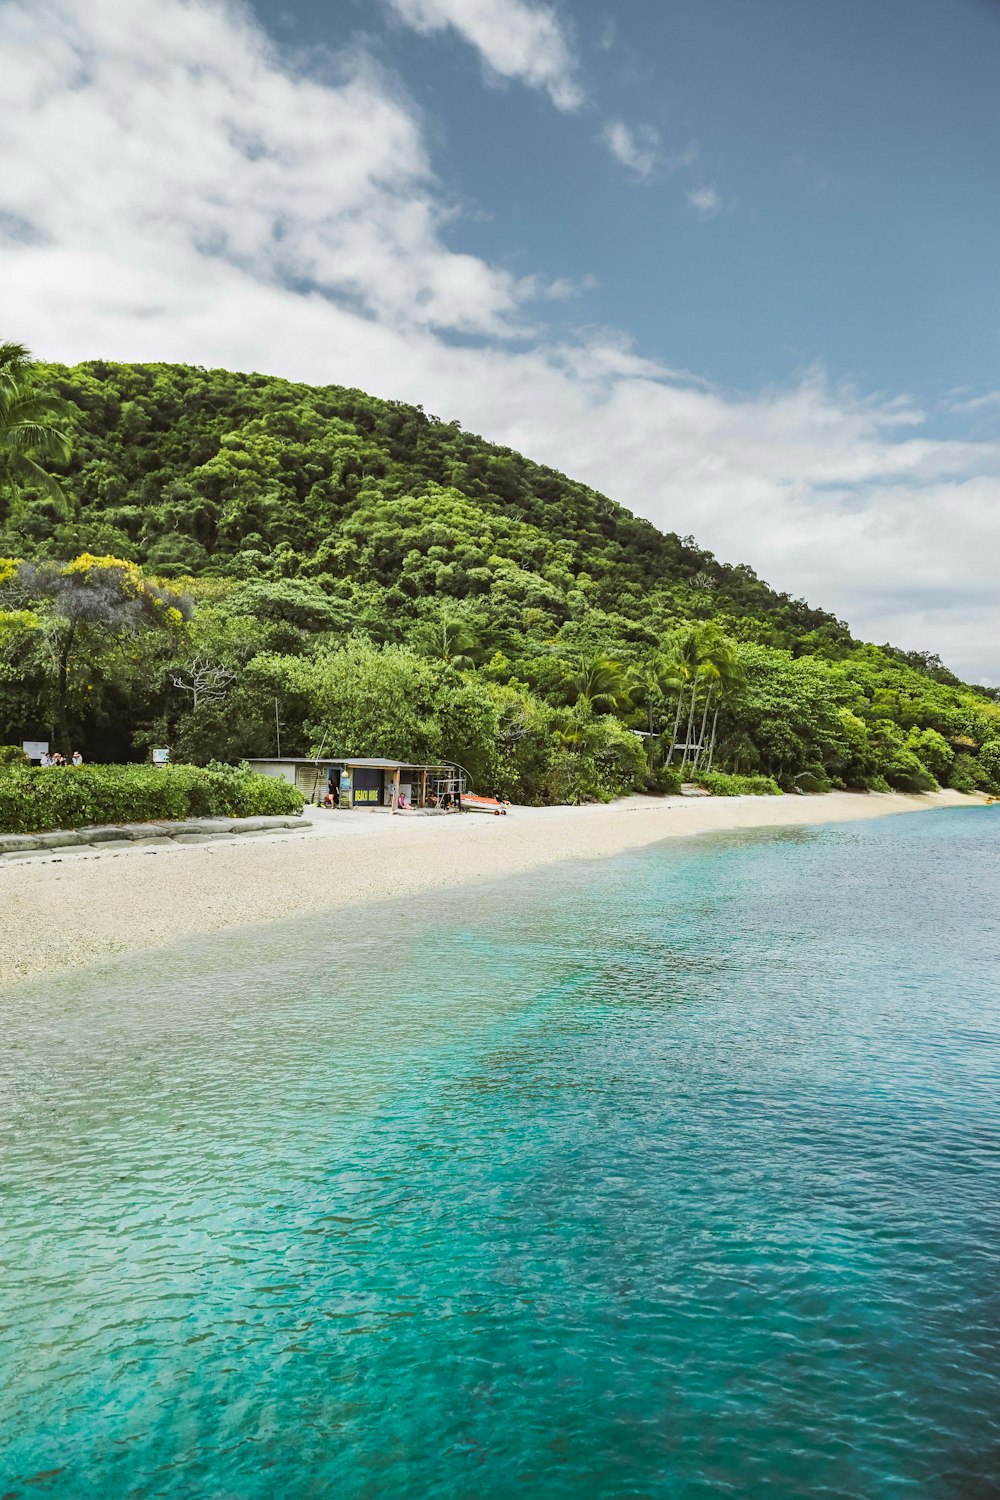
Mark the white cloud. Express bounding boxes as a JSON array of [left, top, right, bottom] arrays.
[[687, 185, 722, 219], [602, 120, 659, 180], [385, 0, 582, 110], [1, 0, 545, 338], [2, 0, 999, 683], [944, 390, 1000, 414]]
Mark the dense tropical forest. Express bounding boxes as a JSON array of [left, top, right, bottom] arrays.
[[2, 353, 999, 803]]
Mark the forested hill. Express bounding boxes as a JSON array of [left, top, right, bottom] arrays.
[[13, 360, 849, 649], [2, 358, 999, 802]]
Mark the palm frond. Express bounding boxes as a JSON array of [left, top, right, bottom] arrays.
[[0, 454, 69, 516], [3, 421, 72, 461], [0, 342, 73, 518]]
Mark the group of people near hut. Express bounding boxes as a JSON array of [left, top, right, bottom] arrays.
[[319, 779, 460, 811], [38, 750, 84, 767]]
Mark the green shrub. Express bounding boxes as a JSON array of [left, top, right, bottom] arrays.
[[948, 751, 980, 794], [879, 746, 938, 793], [0, 745, 29, 766], [589, 717, 648, 799], [0, 762, 303, 833], [691, 770, 782, 797], [975, 740, 1000, 794], [649, 765, 683, 795], [906, 726, 953, 781]]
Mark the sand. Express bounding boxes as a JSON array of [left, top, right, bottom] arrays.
[[0, 789, 983, 989]]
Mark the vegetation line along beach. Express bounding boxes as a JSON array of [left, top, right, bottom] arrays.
[[0, 790, 978, 990], [2, 355, 999, 820]]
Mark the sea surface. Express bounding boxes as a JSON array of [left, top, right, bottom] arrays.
[[1, 807, 999, 1499]]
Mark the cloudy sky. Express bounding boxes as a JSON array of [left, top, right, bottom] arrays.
[[2, 0, 998, 680]]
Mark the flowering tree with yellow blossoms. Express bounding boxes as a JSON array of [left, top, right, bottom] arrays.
[[0, 554, 190, 753]]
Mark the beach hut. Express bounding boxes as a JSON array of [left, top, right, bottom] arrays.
[[247, 757, 460, 810]]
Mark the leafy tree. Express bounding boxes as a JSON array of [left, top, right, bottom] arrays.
[[1, 554, 189, 752], [976, 740, 1000, 793], [0, 343, 73, 518], [284, 638, 446, 764], [905, 726, 953, 781], [948, 751, 981, 793]]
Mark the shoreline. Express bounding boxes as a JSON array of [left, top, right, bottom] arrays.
[[0, 789, 983, 990]]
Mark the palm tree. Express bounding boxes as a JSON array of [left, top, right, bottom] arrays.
[[700, 637, 741, 771], [661, 623, 739, 769], [418, 614, 480, 672], [635, 652, 686, 736], [563, 653, 631, 714], [0, 343, 72, 519], [661, 626, 702, 766]]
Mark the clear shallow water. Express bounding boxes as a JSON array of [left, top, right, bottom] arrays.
[[1, 808, 999, 1499]]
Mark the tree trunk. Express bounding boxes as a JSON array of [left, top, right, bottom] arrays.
[[694, 686, 712, 769], [680, 681, 698, 770], [707, 704, 720, 771], [668, 691, 684, 764], [56, 623, 75, 755]]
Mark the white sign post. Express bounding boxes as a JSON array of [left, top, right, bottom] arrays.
[[152, 748, 170, 766], [22, 741, 49, 761]]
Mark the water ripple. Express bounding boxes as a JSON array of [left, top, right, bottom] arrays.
[[1, 808, 999, 1497]]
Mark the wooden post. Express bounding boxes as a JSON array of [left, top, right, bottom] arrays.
[[391, 766, 401, 814], [420, 767, 427, 808]]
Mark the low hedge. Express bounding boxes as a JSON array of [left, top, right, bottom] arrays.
[[690, 770, 782, 797], [0, 762, 304, 834]]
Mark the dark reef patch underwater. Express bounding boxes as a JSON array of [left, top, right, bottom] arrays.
[[2, 807, 999, 1499]]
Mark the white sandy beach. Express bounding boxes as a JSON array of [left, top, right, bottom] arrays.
[[0, 789, 984, 988]]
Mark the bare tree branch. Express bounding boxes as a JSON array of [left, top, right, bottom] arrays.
[[171, 657, 237, 711]]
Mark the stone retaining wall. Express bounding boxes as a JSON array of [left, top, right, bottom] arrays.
[[0, 815, 310, 862]]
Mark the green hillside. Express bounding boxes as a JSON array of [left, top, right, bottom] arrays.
[[1, 359, 998, 801]]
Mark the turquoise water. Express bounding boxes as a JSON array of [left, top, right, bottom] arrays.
[[2, 808, 999, 1498]]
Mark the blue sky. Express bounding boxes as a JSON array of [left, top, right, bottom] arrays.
[[1, 0, 998, 678], [256, 0, 1000, 415]]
